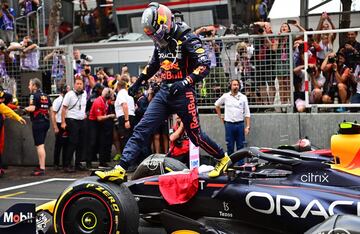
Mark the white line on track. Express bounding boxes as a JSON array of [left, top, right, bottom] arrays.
[[0, 178, 76, 193], [0, 197, 54, 201]]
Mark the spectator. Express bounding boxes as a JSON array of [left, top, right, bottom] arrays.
[[258, 0, 268, 21], [84, 11, 96, 37], [88, 87, 115, 168], [293, 64, 325, 112], [61, 77, 87, 172], [0, 39, 13, 89], [72, 49, 93, 74], [350, 63, 360, 106], [50, 84, 70, 170], [321, 52, 351, 111], [81, 64, 96, 99], [96, 68, 109, 87], [44, 49, 66, 92], [19, 0, 39, 16], [234, 41, 255, 103], [20, 36, 39, 71], [215, 79, 251, 159], [114, 74, 135, 154], [274, 21, 305, 105], [315, 12, 336, 43], [317, 34, 333, 65], [338, 31, 360, 70], [252, 21, 276, 105], [168, 114, 189, 167], [24, 78, 51, 176], [0, 90, 26, 177], [0, 1, 15, 45]]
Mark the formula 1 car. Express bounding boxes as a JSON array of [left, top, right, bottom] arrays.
[[32, 121, 360, 234]]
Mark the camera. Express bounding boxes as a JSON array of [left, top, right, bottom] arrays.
[[84, 68, 90, 75], [347, 52, 360, 66], [0, 46, 6, 51], [80, 53, 93, 61], [306, 67, 316, 74], [328, 57, 336, 63], [287, 19, 297, 24], [150, 81, 160, 93], [249, 24, 264, 35]]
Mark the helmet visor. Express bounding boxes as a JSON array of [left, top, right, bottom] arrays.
[[145, 24, 168, 48]]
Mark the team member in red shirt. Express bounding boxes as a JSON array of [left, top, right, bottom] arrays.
[[88, 87, 115, 168]]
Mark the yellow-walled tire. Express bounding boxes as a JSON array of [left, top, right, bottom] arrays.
[[53, 176, 139, 234]]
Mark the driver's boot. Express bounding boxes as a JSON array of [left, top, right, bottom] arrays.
[[95, 165, 126, 183], [208, 154, 231, 178]]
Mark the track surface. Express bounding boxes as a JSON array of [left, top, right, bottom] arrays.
[[0, 166, 165, 233]]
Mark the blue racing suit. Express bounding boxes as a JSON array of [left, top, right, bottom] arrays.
[[119, 23, 224, 170]]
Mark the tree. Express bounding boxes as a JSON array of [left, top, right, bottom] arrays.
[[339, 0, 352, 46], [47, 0, 62, 46]]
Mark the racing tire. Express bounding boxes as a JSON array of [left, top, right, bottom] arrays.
[[131, 154, 188, 180], [53, 176, 139, 234]]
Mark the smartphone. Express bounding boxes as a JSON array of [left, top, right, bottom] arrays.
[[287, 19, 297, 24]]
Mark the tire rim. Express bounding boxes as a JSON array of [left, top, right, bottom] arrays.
[[60, 192, 113, 234]]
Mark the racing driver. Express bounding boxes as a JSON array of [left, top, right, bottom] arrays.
[[95, 2, 230, 182]]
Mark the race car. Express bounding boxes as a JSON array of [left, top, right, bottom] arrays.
[[33, 121, 360, 234]]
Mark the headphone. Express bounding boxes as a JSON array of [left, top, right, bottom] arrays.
[[74, 90, 84, 96], [228, 78, 241, 91]]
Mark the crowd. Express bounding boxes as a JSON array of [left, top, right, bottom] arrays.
[[195, 13, 360, 113]]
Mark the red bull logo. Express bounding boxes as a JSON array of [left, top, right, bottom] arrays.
[[160, 59, 180, 71], [186, 92, 199, 129], [160, 60, 183, 80]]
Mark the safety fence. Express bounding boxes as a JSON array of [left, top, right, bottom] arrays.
[[3, 28, 360, 112], [14, 2, 46, 45], [2, 45, 72, 106], [199, 34, 294, 110]]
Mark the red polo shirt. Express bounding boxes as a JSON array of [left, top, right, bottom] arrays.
[[89, 96, 108, 121]]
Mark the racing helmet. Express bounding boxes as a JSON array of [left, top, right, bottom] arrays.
[[141, 2, 174, 48]]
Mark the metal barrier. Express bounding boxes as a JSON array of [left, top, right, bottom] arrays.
[[303, 28, 360, 112], [14, 3, 46, 45], [199, 34, 294, 110], [2, 45, 72, 106]]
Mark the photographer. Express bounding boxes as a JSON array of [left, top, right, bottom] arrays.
[[73, 49, 93, 74], [350, 63, 360, 105], [168, 114, 189, 167], [80, 63, 96, 99], [0, 1, 15, 44], [293, 64, 325, 112], [338, 31, 360, 70], [96, 68, 109, 87], [321, 52, 351, 110], [20, 36, 39, 71]]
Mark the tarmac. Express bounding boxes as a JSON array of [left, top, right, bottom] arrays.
[[0, 166, 165, 233]]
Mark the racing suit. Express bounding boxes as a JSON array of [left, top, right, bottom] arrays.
[[118, 22, 225, 170]]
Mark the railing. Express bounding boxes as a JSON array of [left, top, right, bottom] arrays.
[[14, 3, 46, 45], [5, 27, 360, 112]]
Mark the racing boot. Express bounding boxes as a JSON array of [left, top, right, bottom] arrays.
[[94, 165, 126, 183], [208, 154, 231, 178]]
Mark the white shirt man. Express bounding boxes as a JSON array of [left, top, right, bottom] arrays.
[[62, 89, 87, 120], [215, 79, 250, 158], [61, 78, 87, 172]]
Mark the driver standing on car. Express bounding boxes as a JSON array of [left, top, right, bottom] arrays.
[[95, 2, 230, 182]]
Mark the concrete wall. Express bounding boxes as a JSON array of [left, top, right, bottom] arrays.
[[3, 113, 359, 166]]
